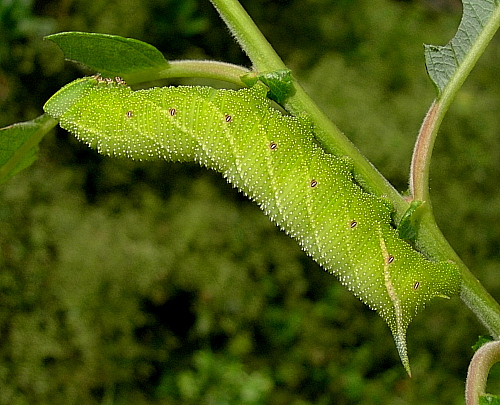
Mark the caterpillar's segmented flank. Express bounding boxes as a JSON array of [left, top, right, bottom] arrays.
[[44, 76, 460, 374]]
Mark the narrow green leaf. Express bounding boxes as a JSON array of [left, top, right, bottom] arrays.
[[0, 114, 56, 184], [424, 0, 500, 96], [45, 32, 169, 76]]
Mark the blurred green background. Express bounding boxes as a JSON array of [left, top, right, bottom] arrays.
[[1, 0, 499, 403]]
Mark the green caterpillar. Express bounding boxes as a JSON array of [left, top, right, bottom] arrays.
[[44, 75, 460, 374]]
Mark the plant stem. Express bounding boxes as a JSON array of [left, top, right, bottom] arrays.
[[465, 340, 500, 405], [124, 60, 251, 87], [410, 100, 439, 202], [209, 0, 288, 72], [461, 269, 500, 340]]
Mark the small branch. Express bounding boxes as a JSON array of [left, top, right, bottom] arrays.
[[410, 100, 441, 202], [124, 60, 251, 87], [461, 267, 500, 340], [466, 340, 500, 405]]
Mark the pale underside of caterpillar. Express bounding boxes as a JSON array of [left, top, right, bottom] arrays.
[[44, 76, 460, 374]]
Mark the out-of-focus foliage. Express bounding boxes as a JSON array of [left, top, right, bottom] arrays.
[[1, 0, 499, 403], [0, 0, 56, 126]]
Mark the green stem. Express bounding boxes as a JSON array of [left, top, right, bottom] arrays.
[[410, 100, 439, 202], [124, 60, 251, 87], [209, 0, 288, 72], [466, 340, 500, 405], [461, 269, 500, 340]]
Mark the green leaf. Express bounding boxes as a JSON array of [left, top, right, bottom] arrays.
[[397, 200, 424, 240], [480, 394, 500, 405], [0, 114, 57, 184], [424, 0, 500, 96], [473, 335, 495, 351], [45, 32, 169, 76], [241, 69, 295, 105]]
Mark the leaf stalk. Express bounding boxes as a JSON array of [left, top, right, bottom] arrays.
[[466, 340, 500, 405], [124, 60, 251, 87]]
